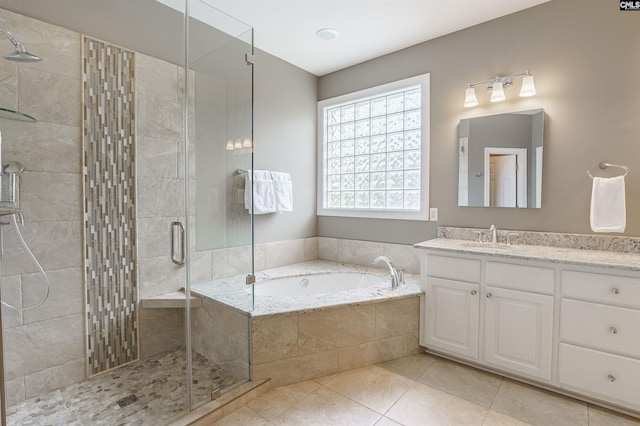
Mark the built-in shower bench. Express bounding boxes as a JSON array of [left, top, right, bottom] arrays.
[[140, 290, 202, 309]]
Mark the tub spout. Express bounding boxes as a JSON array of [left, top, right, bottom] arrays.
[[373, 255, 400, 290]]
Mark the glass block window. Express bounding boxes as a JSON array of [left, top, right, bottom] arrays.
[[317, 74, 430, 220]]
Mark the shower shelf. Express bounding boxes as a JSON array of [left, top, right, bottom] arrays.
[[0, 206, 20, 216], [140, 290, 202, 309], [0, 107, 36, 122]]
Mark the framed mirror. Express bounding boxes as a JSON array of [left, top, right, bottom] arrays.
[[458, 108, 544, 208]]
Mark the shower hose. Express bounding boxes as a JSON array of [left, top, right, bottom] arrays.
[[1, 213, 50, 311]]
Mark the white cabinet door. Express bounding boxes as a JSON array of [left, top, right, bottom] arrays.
[[484, 286, 553, 381], [425, 277, 480, 359]]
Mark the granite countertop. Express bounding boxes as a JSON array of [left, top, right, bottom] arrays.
[[191, 260, 423, 318], [415, 238, 640, 271]]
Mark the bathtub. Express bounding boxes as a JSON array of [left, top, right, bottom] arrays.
[[191, 260, 421, 316], [251, 273, 384, 297], [189, 260, 423, 387]]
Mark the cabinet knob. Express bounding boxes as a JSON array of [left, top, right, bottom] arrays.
[[610, 326, 618, 335], [611, 287, 620, 295], [470, 290, 477, 296], [486, 293, 493, 299], [608, 374, 616, 382]]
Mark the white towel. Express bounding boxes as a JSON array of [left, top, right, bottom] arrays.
[[590, 175, 626, 233], [271, 171, 293, 212], [244, 170, 275, 214]]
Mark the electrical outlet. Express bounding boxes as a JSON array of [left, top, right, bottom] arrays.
[[429, 207, 438, 221]]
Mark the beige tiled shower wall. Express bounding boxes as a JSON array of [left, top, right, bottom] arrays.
[[0, 8, 85, 406], [0, 8, 194, 404]]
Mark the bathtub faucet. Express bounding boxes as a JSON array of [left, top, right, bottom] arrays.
[[373, 256, 400, 290]]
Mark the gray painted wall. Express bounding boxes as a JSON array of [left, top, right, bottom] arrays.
[[252, 50, 318, 244], [317, 0, 640, 244]]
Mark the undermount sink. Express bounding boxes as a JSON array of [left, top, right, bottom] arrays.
[[462, 242, 512, 250]]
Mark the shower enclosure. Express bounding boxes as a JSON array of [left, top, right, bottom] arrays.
[[0, 1, 254, 424]]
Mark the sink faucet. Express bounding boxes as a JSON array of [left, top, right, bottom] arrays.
[[373, 256, 400, 290], [489, 224, 497, 244]]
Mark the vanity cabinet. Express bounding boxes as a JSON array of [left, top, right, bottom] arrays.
[[418, 246, 640, 415], [425, 277, 479, 359], [558, 270, 640, 411], [484, 286, 553, 381], [422, 254, 553, 381], [423, 255, 480, 359], [483, 261, 554, 381]]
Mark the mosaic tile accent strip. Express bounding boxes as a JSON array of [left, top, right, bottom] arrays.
[[82, 36, 138, 376]]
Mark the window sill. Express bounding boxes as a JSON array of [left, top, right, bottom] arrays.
[[317, 208, 429, 221]]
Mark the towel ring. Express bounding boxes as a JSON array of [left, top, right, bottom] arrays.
[[587, 162, 629, 179]]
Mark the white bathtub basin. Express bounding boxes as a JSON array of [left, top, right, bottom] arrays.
[[251, 273, 385, 297]]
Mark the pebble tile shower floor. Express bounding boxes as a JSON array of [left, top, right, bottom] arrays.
[[6, 346, 238, 425]]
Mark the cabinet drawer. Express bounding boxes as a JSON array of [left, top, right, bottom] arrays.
[[562, 271, 640, 309], [486, 262, 554, 294], [561, 299, 640, 358], [426, 255, 480, 283], [558, 343, 640, 411]]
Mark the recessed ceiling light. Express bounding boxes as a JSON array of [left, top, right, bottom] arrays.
[[316, 28, 339, 41]]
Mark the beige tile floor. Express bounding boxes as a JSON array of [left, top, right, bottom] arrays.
[[211, 352, 640, 426]]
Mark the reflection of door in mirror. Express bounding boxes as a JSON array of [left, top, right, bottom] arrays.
[[484, 148, 527, 208], [490, 154, 516, 207]]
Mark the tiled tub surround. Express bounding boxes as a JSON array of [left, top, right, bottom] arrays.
[[190, 260, 423, 387], [416, 227, 640, 417]]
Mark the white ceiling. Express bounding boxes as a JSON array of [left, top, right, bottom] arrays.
[[0, 0, 549, 77], [203, 0, 551, 76]]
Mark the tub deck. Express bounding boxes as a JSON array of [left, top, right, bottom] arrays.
[[190, 260, 424, 387], [190, 260, 422, 317]]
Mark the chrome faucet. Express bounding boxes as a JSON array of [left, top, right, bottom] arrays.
[[489, 224, 497, 244], [373, 255, 400, 290]]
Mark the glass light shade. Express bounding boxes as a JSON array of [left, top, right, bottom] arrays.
[[519, 74, 536, 97], [225, 140, 234, 150], [243, 137, 252, 148], [234, 139, 242, 149], [490, 81, 506, 102], [464, 87, 478, 107]]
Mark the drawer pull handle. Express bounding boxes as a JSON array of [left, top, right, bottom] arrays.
[[486, 293, 493, 299], [610, 327, 618, 334], [611, 287, 620, 295], [608, 374, 616, 382], [471, 290, 477, 296]]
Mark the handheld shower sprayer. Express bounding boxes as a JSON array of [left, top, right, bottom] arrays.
[[0, 160, 50, 311], [3, 160, 24, 207]]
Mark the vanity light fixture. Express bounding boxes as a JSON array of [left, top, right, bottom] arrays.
[[226, 137, 253, 151], [464, 69, 536, 107]]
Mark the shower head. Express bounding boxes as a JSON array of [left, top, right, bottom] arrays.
[[4, 46, 41, 63], [0, 28, 41, 63], [3, 161, 24, 175]]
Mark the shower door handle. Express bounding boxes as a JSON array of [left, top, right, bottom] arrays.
[[171, 221, 185, 265]]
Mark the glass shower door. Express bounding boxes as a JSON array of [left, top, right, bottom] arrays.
[[182, 0, 254, 410]]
